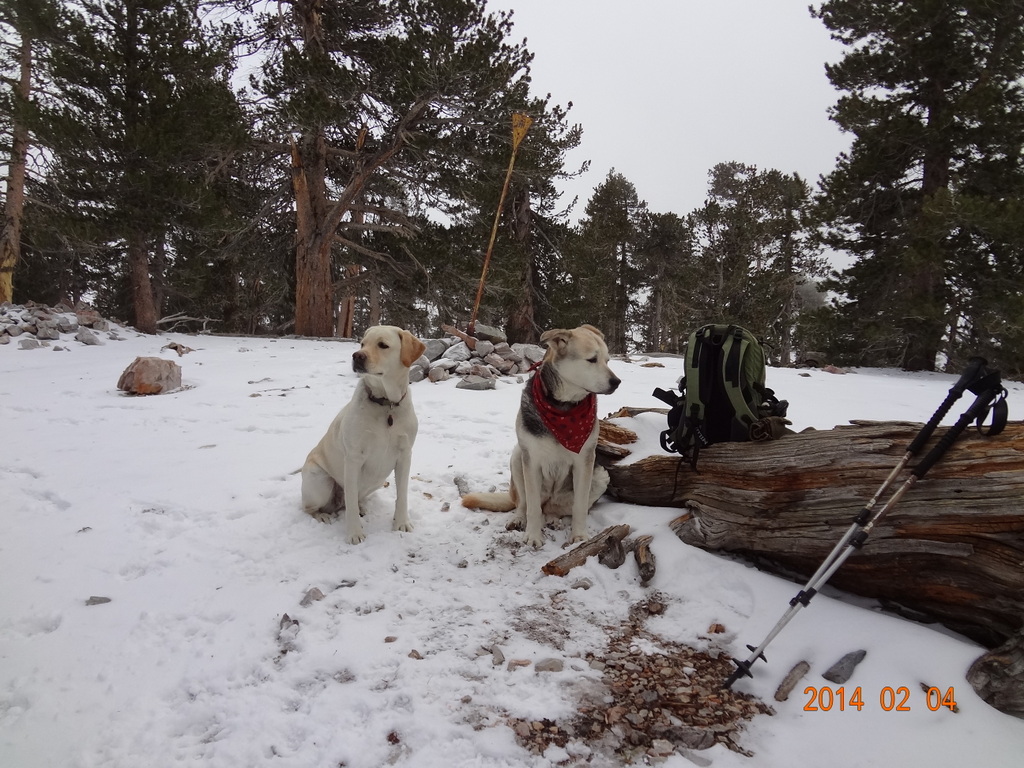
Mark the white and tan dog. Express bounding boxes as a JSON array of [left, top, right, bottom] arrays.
[[462, 324, 620, 546], [301, 325, 426, 544]]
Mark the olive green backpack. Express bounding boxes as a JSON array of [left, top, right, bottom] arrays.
[[653, 324, 789, 467]]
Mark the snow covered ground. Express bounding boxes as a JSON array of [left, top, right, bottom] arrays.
[[2, 323, 1023, 768]]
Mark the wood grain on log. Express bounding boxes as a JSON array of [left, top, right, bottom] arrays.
[[542, 524, 631, 576], [606, 420, 1024, 647], [632, 535, 657, 585]]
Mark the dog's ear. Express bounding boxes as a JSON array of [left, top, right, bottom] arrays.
[[579, 324, 604, 339], [540, 328, 572, 352], [400, 330, 426, 368]]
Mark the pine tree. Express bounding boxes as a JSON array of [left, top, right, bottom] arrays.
[[251, 0, 541, 337], [635, 212, 695, 353], [687, 162, 824, 359], [0, 0, 60, 304], [39, 0, 244, 332], [812, 0, 1024, 371], [572, 170, 647, 353]]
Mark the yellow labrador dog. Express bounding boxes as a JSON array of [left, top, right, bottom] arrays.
[[301, 325, 426, 544], [462, 324, 620, 546]]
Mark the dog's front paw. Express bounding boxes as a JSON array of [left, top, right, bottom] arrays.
[[347, 526, 366, 545], [308, 510, 336, 524], [568, 526, 588, 544], [505, 513, 525, 532], [523, 527, 545, 548], [393, 518, 413, 534]]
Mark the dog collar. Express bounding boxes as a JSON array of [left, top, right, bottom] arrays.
[[531, 371, 597, 454], [364, 383, 405, 426]]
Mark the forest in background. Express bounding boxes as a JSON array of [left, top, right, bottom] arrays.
[[2, 1, 1023, 376]]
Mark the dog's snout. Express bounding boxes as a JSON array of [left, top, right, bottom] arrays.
[[607, 375, 621, 393], [352, 350, 367, 372]]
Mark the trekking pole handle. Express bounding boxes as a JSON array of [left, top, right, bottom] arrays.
[[912, 380, 1006, 479], [906, 357, 987, 456]]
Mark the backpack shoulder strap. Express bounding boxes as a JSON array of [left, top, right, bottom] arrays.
[[721, 326, 758, 426]]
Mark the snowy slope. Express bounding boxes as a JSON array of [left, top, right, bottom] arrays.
[[2, 326, 1023, 768]]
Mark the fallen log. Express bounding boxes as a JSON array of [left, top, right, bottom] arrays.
[[632, 535, 657, 585], [542, 524, 631, 577], [605, 420, 1024, 649]]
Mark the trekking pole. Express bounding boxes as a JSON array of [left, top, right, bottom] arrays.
[[723, 360, 1008, 689]]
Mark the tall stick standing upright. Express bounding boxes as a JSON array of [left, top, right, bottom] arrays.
[[468, 112, 533, 336]]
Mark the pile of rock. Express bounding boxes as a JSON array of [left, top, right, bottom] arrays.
[[0, 301, 124, 350], [410, 324, 545, 390]]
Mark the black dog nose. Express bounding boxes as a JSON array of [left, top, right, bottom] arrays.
[[609, 376, 621, 392], [352, 350, 367, 372]]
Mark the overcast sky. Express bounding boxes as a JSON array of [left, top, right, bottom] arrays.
[[485, 0, 852, 221]]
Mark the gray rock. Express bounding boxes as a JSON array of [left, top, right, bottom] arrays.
[[468, 364, 495, 379], [667, 726, 715, 751], [18, 337, 41, 350], [442, 341, 473, 362], [75, 327, 103, 346], [56, 316, 79, 333], [429, 358, 458, 371], [0, 334, 9, 344], [473, 339, 495, 357], [408, 366, 426, 383], [492, 342, 519, 361], [472, 323, 506, 344], [423, 338, 449, 361], [822, 650, 867, 684], [535, 658, 564, 673], [455, 375, 495, 391], [35, 321, 60, 340], [427, 366, 450, 383], [6, 324, 23, 337], [512, 343, 545, 366], [484, 352, 515, 373]]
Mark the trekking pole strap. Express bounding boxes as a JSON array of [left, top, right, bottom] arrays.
[[913, 376, 1008, 479], [906, 356, 987, 456]]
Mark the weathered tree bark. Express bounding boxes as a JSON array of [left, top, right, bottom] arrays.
[[127, 231, 158, 334], [542, 524, 631, 576], [632, 535, 656, 585], [0, 30, 32, 304], [605, 420, 1024, 648], [968, 630, 1024, 719], [291, 133, 333, 337]]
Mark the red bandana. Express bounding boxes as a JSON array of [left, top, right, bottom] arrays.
[[531, 372, 597, 454]]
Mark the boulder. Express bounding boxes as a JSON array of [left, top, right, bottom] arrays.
[[456, 375, 495, 391], [117, 356, 182, 395], [423, 338, 450, 362], [472, 323, 507, 344], [75, 327, 103, 346], [442, 341, 473, 362], [512, 343, 545, 366]]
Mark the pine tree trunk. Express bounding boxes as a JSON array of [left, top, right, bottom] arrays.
[[505, 187, 539, 344], [367, 273, 381, 327], [291, 134, 334, 337], [128, 232, 158, 334], [0, 32, 31, 304], [904, 74, 953, 372]]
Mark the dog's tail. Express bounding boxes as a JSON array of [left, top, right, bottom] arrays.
[[461, 491, 516, 512]]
